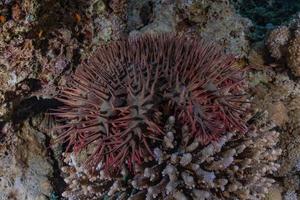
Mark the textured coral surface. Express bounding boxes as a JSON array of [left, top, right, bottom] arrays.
[[266, 14, 300, 77]]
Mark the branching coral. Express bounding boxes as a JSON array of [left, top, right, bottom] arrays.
[[127, 117, 280, 200], [53, 34, 248, 174], [61, 115, 281, 200]]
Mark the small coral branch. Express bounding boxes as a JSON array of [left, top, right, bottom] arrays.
[[52, 34, 248, 174]]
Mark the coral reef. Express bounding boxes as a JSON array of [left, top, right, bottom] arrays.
[[249, 59, 300, 198], [238, 10, 300, 195], [287, 34, 300, 77], [231, 0, 300, 40], [61, 115, 281, 200], [127, 0, 252, 57], [60, 151, 129, 200], [266, 13, 300, 76], [53, 34, 248, 174], [1, 0, 297, 199], [176, 0, 252, 57]]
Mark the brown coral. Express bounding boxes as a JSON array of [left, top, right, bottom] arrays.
[[266, 26, 290, 60], [266, 16, 300, 77], [287, 34, 300, 76]]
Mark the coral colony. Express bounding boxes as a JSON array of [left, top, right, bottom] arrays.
[[61, 117, 281, 200], [53, 34, 248, 174]]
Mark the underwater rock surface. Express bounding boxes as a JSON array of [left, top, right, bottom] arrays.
[[0, 121, 53, 200]]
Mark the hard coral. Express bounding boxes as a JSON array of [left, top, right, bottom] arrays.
[[126, 118, 280, 200], [53, 34, 248, 174], [266, 14, 300, 77], [61, 115, 280, 200]]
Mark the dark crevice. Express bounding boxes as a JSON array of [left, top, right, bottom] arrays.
[[127, 0, 156, 31], [11, 97, 62, 124], [45, 133, 66, 198], [140, 1, 154, 26], [2, 94, 65, 196], [19, 97, 66, 197], [19, 78, 42, 92], [0, 121, 6, 142], [27, 113, 66, 198]]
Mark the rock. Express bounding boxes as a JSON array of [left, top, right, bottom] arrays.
[[0, 121, 53, 200], [265, 185, 283, 200], [268, 101, 288, 126], [248, 41, 269, 68], [128, 0, 176, 34], [176, 0, 252, 57], [128, 0, 252, 57]]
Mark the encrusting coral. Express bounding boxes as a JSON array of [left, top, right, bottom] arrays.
[[61, 115, 281, 200], [53, 34, 248, 174]]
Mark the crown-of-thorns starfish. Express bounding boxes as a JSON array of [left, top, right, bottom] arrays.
[[52, 34, 248, 174]]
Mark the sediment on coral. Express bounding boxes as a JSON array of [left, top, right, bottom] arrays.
[[61, 114, 281, 200]]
